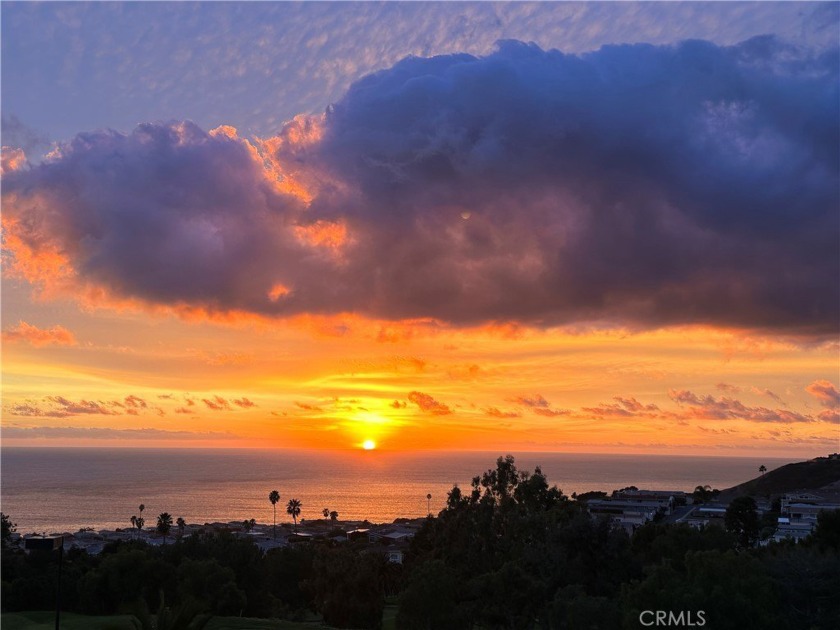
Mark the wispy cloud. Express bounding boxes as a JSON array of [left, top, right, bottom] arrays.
[[669, 390, 813, 423], [2, 321, 76, 347], [2, 426, 238, 441]]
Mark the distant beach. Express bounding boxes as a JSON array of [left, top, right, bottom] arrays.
[[1, 448, 791, 533]]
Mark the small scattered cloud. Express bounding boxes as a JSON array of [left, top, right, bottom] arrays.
[[295, 402, 323, 412], [45, 396, 119, 417], [408, 391, 451, 415], [750, 387, 786, 406], [533, 407, 571, 417], [805, 380, 840, 410], [124, 395, 148, 409], [582, 397, 660, 418], [511, 394, 551, 408], [1, 426, 238, 441], [6, 395, 166, 419], [202, 396, 232, 411], [484, 407, 522, 419], [2, 321, 76, 347], [669, 389, 812, 423], [233, 397, 256, 408]]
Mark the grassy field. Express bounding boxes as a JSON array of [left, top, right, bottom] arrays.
[[381, 603, 398, 630], [1, 611, 141, 629], [205, 618, 322, 629], [1, 612, 389, 630]]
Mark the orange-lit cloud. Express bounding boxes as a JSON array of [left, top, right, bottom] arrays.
[[1, 146, 26, 174], [407, 391, 452, 415], [2, 321, 77, 347]]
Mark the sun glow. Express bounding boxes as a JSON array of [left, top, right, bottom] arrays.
[[362, 439, 376, 450]]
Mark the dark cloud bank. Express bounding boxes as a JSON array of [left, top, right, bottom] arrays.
[[4, 38, 838, 335]]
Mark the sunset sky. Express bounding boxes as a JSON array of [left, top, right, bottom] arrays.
[[2, 2, 838, 456]]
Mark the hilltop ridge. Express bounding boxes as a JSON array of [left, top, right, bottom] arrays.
[[720, 453, 840, 500]]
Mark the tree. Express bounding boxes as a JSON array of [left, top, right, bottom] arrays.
[[323, 508, 330, 519], [1, 512, 16, 548], [759, 465, 767, 475], [157, 512, 173, 545], [427, 493, 432, 515], [308, 547, 385, 629], [287, 499, 302, 532], [330, 511, 339, 522], [725, 496, 760, 549], [176, 517, 186, 539], [811, 508, 840, 550], [135, 515, 145, 535], [269, 490, 280, 540]]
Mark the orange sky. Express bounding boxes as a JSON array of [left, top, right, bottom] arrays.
[[2, 275, 837, 457]]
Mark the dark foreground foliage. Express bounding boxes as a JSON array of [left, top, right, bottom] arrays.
[[3, 457, 839, 629]]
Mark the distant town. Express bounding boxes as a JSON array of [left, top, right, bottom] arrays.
[[7, 454, 840, 558]]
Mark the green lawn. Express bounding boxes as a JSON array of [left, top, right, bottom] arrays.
[[205, 618, 321, 630], [1, 611, 140, 630], [3, 609, 394, 630], [381, 604, 398, 630]]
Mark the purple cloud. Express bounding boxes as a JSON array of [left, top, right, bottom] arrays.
[[3, 38, 837, 335]]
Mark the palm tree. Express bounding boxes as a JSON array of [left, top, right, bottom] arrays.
[[287, 498, 302, 532], [759, 465, 767, 476], [130, 515, 137, 539], [427, 493, 432, 515], [269, 490, 280, 540], [157, 512, 173, 545], [176, 517, 186, 539]]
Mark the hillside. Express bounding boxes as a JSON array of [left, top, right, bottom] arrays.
[[720, 454, 840, 500]]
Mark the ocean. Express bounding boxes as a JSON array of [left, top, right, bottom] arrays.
[[0, 448, 791, 534]]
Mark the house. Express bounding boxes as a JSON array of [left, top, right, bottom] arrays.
[[773, 493, 840, 542], [586, 499, 662, 532], [684, 505, 727, 529]]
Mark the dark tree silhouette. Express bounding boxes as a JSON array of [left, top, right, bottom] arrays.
[[287, 499, 302, 532], [323, 508, 330, 519], [1, 512, 16, 548], [157, 512, 173, 545], [725, 496, 760, 549], [427, 493, 432, 516], [176, 517, 186, 538], [269, 490, 280, 540], [759, 465, 767, 475], [330, 510, 339, 521]]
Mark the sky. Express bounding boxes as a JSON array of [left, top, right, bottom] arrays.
[[1, 1, 838, 457]]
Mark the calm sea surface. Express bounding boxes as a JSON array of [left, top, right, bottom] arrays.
[[1, 448, 791, 533]]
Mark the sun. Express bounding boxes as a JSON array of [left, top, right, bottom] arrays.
[[362, 439, 376, 450]]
